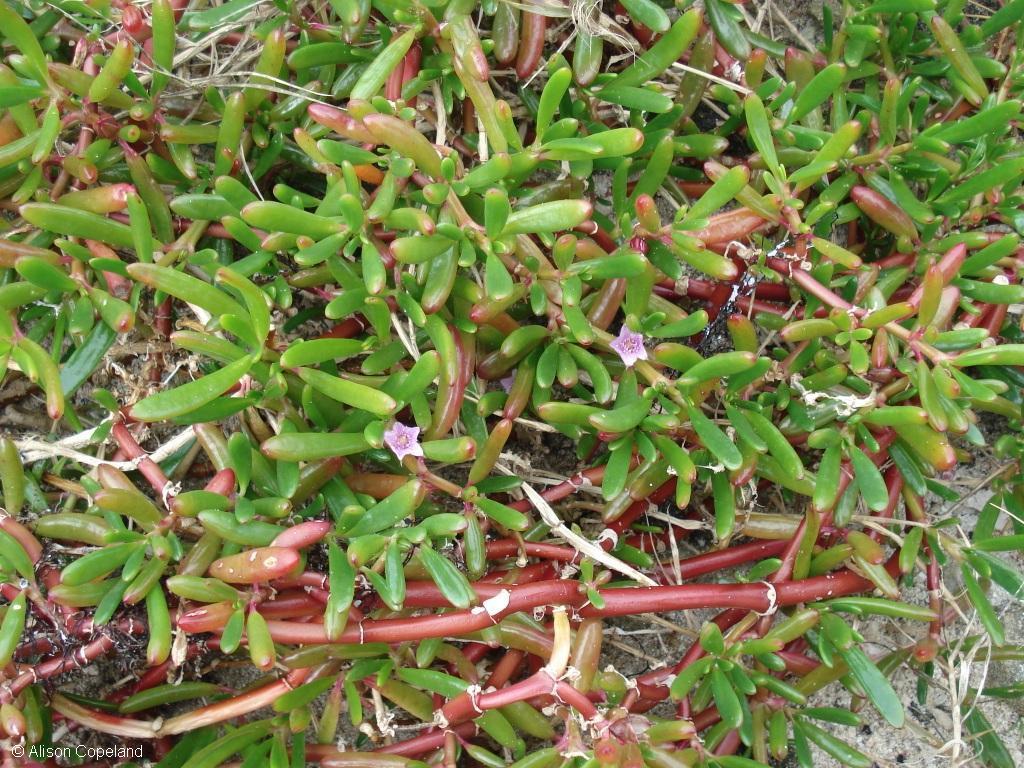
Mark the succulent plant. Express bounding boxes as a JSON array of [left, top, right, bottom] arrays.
[[0, 0, 1023, 766]]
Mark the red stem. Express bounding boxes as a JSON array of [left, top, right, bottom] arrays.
[[225, 557, 894, 647], [110, 422, 173, 504], [2, 635, 115, 704]]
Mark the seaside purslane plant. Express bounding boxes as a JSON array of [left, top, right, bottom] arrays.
[[1, 0, 1024, 765]]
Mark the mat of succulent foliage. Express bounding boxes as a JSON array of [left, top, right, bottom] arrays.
[[0, 0, 1023, 765]]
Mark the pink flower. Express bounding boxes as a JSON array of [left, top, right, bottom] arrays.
[[384, 422, 424, 461], [610, 325, 648, 368], [500, 373, 515, 393]]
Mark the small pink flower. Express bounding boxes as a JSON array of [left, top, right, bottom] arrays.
[[384, 422, 424, 461], [500, 373, 515, 393], [610, 325, 648, 368]]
